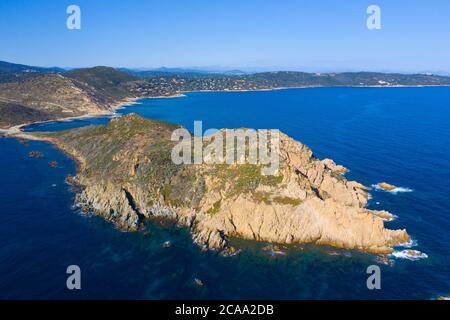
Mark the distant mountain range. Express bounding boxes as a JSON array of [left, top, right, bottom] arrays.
[[0, 61, 64, 74], [1, 59, 450, 129], [0, 61, 65, 84], [118, 67, 247, 78]]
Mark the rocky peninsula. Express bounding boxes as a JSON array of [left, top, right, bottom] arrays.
[[25, 114, 409, 254]]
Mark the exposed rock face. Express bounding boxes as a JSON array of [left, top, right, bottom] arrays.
[[75, 184, 141, 230], [32, 114, 409, 254], [368, 210, 395, 221], [321, 158, 348, 175]]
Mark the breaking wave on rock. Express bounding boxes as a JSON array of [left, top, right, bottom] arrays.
[[391, 250, 428, 260], [395, 239, 418, 248]]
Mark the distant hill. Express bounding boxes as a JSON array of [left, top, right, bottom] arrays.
[[0, 60, 65, 84], [0, 67, 141, 128], [65, 66, 138, 86], [120, 67, 247, 78], [1, 60, 450, 129], [0, 101, 54, 129], [65, 66, 141, 105], [0, 60, 63, 74], [132, 70, 450, 96], [238, 71, 450, 87]]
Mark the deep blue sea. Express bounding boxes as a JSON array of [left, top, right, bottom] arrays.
[[1, 87, 450, 299]]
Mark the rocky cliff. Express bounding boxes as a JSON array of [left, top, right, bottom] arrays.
[[30, 114, 409, 254]]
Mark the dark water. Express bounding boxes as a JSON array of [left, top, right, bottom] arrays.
[[2, 87, 450, 299]]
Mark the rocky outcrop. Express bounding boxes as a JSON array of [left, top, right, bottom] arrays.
[[368, 210, 395, 221], [75, 183, 141, 230], [377, 182, 397, 191], [30, 114, 409, 254], [321, 158, 348, 175]]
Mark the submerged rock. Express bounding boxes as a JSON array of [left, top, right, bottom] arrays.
[[49, 160, 58, 168], [375, 255, 394, 266], [262, 244, 287, 257], [18, 138, 29, 147], [29, 150, 43, 158], [194, 278, 204, 287], [26, 114, 410, 254]]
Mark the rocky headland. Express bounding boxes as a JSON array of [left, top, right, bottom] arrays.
[[23, 114, 409, 255]]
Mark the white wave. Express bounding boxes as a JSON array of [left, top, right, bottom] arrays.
[[391, 250, 428, 261], [270, 250, 287, 256], [162, 241, 172, 248], [391, 187, 414, 193], [395, 239, 418, 248], [110, 112, 122, 118], [371, 184, 414, 194], [381, 214, 398, 222], [228, 249, 242, 257]]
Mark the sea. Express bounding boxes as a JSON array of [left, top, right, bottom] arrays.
[[0, 87, 449, 299]]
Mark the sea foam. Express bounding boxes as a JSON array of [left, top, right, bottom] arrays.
[[391, 250, 428, 260], [395, 239, 418, 248], [371, 184, 414, 194]]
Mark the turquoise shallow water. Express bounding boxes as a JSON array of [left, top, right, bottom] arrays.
[[2, 87, 450, 299]]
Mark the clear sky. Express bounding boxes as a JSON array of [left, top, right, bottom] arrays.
[[0, 0, 449, 73]]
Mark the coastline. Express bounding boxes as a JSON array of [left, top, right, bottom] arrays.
[[0, 86, 446, 298], [181, 84, 450, 95], [11, 112, 411, 256], [2, 84, 450, 135], [0, 94, 182, 135]]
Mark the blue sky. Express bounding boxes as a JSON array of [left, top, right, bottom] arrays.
[[0, 0, 449, 72]]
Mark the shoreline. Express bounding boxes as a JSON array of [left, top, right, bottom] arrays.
[[2, 84, 450, 134], [181, 84, 450, 94], [0, 94, 190, 135], [0, 95, 174, 135]]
